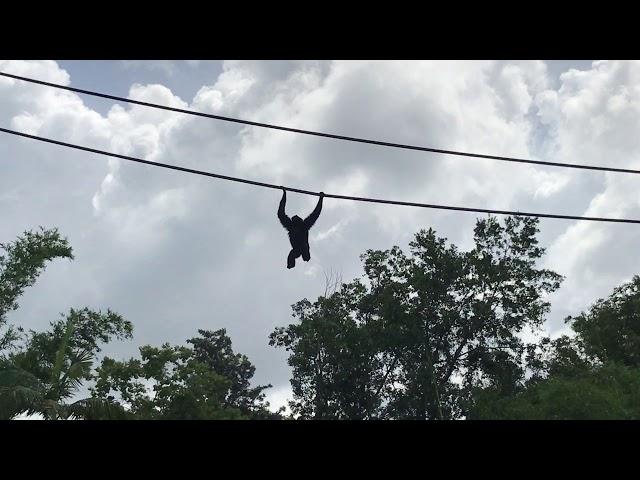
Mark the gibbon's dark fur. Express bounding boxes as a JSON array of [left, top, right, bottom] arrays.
[[278, 188, 324, 269]]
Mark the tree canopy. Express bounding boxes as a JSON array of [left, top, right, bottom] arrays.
[[470, 275, 640, 419], [3, 221, 640, 420], [92, 329, 279, 420], [0, 228, 276, 420], [271, 216, 563, 419]]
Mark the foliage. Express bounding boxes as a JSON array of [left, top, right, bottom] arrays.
[[1, 308, 132, 419], [470, 276, 640, 419], [271, 216, 563, 419], [568, 275, 640, 368], [470, 362, 640, 420], [0, 228, 73, 351], [92, 329, 279, 420]]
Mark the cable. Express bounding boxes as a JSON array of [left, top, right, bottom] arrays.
[[1, 126, 638, 224], [2, 70, 640, 177]]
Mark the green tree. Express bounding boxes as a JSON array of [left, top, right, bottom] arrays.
[[1, 308, 132, 419], [92, 329, 279, 420], [270, 283, 385, 419], [271, 216, 562, 419], [187, 329, 276, 417], [0, 227, 131, 419], [0, 228, 73, 351], [568, 275, 640, 368], [470, 276, 640, 419], [470, 362, 640, 420]]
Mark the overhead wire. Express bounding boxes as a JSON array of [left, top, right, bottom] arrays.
[[2, 71, 640, 176], [1, 126, 638, 225]]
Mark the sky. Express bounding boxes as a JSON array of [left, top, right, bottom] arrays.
[[1, 59, 638, 413]]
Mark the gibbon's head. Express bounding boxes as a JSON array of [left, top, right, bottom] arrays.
[[291, 215, 304, 226]]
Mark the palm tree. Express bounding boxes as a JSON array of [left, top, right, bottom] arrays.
[[0, 317, 127, 420]]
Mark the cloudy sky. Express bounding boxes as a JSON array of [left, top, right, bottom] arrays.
[[1, 59, 639, 411]]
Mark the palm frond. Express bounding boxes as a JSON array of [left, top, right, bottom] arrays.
[[67, 397, 130, 420], [0, 365, 46, 419]]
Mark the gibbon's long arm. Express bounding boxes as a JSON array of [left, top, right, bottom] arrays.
[[278, 188, 292, 229], [304, 192, 324, 229]]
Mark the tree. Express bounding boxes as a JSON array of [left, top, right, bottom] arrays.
[[0, 227, 131, 419], [271, 216, 563, 419], [0, 228, 73, 352], [270, 283, 385, 419], [92, 329, 279, 420], [472, 362, 640, 420], [568, 275, 640, 368], [187, 329, 276, 417], [470, 276, 640, 419], [0, 227, 281, 420], [1, 308, 132, 419]]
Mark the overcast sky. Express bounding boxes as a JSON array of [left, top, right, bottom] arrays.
[[1, 59, 638, 412]]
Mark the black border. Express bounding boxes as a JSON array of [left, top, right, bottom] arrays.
[[2, 419, 637, 458], [0, 5, 634, 59], [1, 5, 637, 467]]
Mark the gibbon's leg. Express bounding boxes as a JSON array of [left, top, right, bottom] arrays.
[[287, 249, 299, 269], [301, 247, 311, 262]]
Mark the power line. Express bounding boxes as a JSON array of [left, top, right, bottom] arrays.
[[2, 70, 640, 177], [1, 126, 638, 225]]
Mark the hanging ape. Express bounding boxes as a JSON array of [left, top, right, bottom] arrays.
[[278, 188, 324, 269]]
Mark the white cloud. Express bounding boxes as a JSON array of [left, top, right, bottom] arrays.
[[539, 60, 640, 324], [265, 384, 292, 415]]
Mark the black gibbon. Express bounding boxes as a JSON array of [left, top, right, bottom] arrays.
[[278, 188, 324, 269]]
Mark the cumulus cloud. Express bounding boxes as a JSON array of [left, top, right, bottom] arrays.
[[538, 61, 640, 325]]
